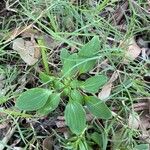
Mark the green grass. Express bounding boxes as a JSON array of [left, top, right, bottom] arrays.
[[0, 0, 150, 149]]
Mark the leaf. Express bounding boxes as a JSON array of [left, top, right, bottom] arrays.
[[62, 53, 78, 77], [91, 132, 102, 148], [78, 140, 88, 150], [16, 88, 52, 111], [120, 38, 141, 63], [128, 113, 140, 129], [98, 83, 112, 101], [85, 96, 112, 119], [64, 101, 86, 135], [70, 89, 83, 104], [81, 75, 108, 93], [39, 72, 55, 83], [77, 56, 97, 74], [42, 136, 53, 150], [78, 36, 100, 57], [37, 93, 60, 115], [54, 80, 64, 90], [12, 38, 40, 65], [70, 80, 79, 89], [60, 48, 70, 64], [98, 71, 118, 101]]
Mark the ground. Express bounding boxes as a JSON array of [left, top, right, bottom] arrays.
[[0, 0, 150, 150]]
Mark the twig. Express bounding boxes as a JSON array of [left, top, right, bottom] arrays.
[[0, 125, 17, 150]]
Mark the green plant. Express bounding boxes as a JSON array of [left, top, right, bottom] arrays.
[[15, 36, 112, 139]]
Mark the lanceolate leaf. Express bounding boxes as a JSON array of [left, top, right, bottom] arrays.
[[65, 101, 86, 135], [81, 75, 108, 93], [85, 96, 112, 119], [16, 88, 52, 111], [37, 93, 60, 115], [78, 36, 100, 57]]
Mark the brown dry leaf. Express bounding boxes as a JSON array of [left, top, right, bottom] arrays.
[[98, 83, 112, 101], [98, 71, 118, 101], [12, 38, 40, 65], [42, 136, 53, 150], [120, 38, 141, 63], [128, 113, 140, 129]]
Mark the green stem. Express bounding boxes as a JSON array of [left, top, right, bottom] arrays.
[[37, 38, 50, 74]]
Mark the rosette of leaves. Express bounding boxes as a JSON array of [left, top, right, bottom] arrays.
[[16, 36, 112, 135]]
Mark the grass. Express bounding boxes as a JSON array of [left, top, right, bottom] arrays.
[[0, 0, 150, 149]]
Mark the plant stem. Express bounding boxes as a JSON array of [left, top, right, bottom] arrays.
[[37, 38, 50, 74]]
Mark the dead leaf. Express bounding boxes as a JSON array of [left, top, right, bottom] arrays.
[[109, 71, 119, 83], [128, 113, 140, 129], [120, 38, 141, 63], [12, 38, 40, 65], [98, 83, 112, 101], [98, 71, 118, 101], [42, 136, 53, 150]]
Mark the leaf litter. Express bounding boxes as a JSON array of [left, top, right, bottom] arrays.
[[12, 38, 41, 65]]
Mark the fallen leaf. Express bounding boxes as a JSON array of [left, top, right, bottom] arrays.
[[120, 38, 141, 63], [42, 136, 53, 150], [12, 38, 40, 65], [109, 71, 119, 83], [98, 83, 112, 101], [128, 112, 140, 129], [98, 71, 118, 101]]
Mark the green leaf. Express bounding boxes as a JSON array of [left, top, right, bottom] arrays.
[[39, 72, 55, 83], [78, 36, 100, 57], [85, 96, 112, 119], [70, 80, 79, 89], [91, 132, 102, 148], [81, 75, 107, 93], [54, 80, 64, 90], [37, 93, 60, 115], [134, 144, 149, 150], [60, 48, 70, 64], [77, 56, 96, 73], [78, 140, 88, 150], [62, 53, 78, 77], [65, 101, 86, 135], [0, 96, 8, 105], [70, 89, 83, 104], [16, 88, 52, 111]]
